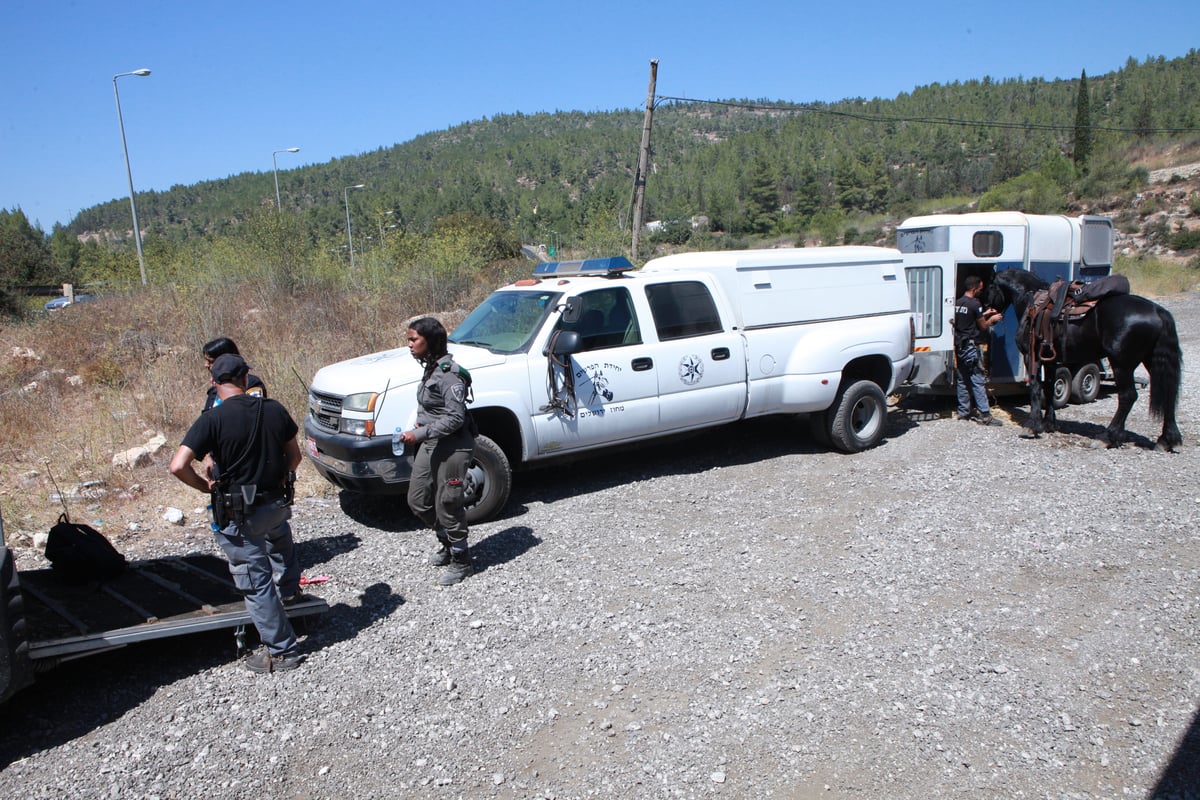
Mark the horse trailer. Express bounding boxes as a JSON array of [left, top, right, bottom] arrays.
[[897, 211, 1115, 405]]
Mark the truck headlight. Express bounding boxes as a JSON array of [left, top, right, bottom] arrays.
[[340, 418, 375, 437], [342, 392, 379, 412]]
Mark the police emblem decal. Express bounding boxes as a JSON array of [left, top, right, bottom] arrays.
[[678, 355, 704, 385]]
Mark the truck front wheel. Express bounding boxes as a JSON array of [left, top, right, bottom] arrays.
[[828, 380, 888, 453], [464, 435, 512, 524]]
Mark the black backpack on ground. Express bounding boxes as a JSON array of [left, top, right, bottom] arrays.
[[45, 514, 128, 584]]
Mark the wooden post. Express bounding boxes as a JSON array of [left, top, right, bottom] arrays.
[[630, 59, 658, 262], [63, 283, 74, 302]]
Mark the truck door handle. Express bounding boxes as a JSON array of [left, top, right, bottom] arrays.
[[711, 347, 730, 361], [631, 357, 653, 371]]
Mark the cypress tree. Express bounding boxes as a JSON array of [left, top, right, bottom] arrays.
[[1073, 70, 1092, 172]]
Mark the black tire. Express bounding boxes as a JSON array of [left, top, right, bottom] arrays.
[[808, 409, 832, 448], [828, 380, 888, 453], [1070, 363, 1102, 404], [1, 542, 33, 704], [1052, 366, 1072, 409], [464, 435, 512, 524]]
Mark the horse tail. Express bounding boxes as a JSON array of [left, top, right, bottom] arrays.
[[1149, 306, 1183, 421]]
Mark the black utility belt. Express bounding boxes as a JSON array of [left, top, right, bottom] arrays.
[[210, 486, 287, 528], [216, 489, 283, 505]]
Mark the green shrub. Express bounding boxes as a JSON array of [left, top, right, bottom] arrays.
[[978, 173, 1066, 214], [1170, 228, 1200, 252]]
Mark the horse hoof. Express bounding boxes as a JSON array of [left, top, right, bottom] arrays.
[[1019, 430, 1040, 440]]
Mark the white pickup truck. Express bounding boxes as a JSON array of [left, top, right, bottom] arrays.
[[304, 248, 916, 522]]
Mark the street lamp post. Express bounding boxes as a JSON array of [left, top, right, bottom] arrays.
[[378, 209, 397, 242], [272, 147, 300, 211], [113, 68, 151, 285], [344, 184, 366, 268]]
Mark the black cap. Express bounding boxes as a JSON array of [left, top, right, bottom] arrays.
[[210, 353, 250, 384]]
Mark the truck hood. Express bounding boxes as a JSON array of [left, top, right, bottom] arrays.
[[311, 344, 507, 395]]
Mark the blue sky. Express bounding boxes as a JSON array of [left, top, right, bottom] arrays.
[[2, 1, 1197, 232]]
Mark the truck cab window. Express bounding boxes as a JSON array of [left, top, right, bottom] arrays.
[[645, 281, 722, 340], [451, 291, 560, 353], [555, 287, 641, 351]]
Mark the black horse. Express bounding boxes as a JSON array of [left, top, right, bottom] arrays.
[[985, 269, 1183, 451]]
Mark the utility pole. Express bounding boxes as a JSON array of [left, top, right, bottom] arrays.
[[630, 58, 658, 262]]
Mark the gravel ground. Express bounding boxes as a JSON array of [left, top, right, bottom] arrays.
[[3, 293, 1200, 799]]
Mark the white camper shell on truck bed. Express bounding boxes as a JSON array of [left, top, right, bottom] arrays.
[[897, 211, 1115, 405], [639, 246, 915, 419], [304, 249, 915, 523]]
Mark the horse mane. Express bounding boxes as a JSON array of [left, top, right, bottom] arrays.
[[996, 268, 1049, 293]]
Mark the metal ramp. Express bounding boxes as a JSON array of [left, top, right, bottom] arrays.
[[18, 554, 328, 663]]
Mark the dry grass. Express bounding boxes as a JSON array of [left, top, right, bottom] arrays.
[[1119, 254, 1200, 297], [0, 278, 501, 546]]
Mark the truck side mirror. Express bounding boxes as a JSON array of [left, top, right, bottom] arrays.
[[559, 299, 582, 324], [544, 329, 582, 357]]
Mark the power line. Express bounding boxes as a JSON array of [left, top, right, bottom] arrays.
[[654, 95, 1200, 135]]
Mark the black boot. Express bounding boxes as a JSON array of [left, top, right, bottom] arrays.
[[427, 529, 451, 567], [438, 547, 472, 586]]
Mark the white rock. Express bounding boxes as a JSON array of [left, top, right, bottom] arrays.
[[163, 508, 186, 525], [113, 446, 152, 469]]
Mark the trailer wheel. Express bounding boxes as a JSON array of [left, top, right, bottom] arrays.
[[1051, 367, 1072, 409], [828, 380, 888, 453], [1070, 363, 1101, 404], [464, 435, 512, 524]]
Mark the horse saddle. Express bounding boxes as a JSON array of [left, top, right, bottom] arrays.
[[1024, 280, 1092, 365]]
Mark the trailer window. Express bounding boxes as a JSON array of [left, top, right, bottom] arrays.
[[645, 282, 722, 340], [972, 231, 1003, 258], [905, 265, 942, 339]]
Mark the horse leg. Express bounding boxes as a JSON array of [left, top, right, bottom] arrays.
[[1042, 367, 1058, 433], [1024, 369, 1046, 437], [1157, 411, 1183, 453], [1105, 367, 1138, 448], [1148, 357, 1183, 452]]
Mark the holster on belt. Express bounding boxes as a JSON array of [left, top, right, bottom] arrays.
[[209, 484, 247, 528]]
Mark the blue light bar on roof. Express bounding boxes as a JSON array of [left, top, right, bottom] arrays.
[[532, 256, 634, 278]]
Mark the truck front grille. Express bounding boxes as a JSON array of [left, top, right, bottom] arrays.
[[310, 391, 343, 433]]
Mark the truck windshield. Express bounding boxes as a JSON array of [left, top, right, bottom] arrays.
[[450, 289, 562, 354]]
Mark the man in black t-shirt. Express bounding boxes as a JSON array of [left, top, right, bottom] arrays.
[[169, 354, 305, 674], [954, 275, 1004, 425]]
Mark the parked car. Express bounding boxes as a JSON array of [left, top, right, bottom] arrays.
[[44, 294, 97, 311]]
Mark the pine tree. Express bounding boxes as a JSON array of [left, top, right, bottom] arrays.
[[1073, 70, 1092, 173]]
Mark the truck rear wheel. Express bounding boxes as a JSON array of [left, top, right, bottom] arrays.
[[464, 435, 512, 524], [1070, 363, 1101, 404], [829, 380, 887, 453]]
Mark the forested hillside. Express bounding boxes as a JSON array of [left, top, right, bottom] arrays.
[[3, 49, 1199, 309]]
